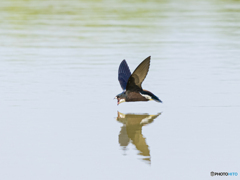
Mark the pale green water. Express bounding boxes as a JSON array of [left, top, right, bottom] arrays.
[[0, 0, 240, 179]]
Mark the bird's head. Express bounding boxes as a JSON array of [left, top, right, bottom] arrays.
[[114, 92, 127, 105]]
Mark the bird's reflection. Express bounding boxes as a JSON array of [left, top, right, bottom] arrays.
[[116, 111, 161, 164]]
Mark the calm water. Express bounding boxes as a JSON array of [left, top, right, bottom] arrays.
[[0, 0, 240, 179]]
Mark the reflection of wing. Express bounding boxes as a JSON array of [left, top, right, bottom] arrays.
[[118, 60, 131, 90], [118, 125, 130, 147], [126, 56, 150, 92], [127, 126, 150, 157]]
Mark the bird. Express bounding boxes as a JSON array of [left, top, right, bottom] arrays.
[[115, 56, 162, 105]]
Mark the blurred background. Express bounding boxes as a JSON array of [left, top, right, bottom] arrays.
[[0, 0, 240, 179]]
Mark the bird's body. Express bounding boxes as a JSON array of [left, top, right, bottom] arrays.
[[126, 91, 148, 102], [115, 56, 162, 105]]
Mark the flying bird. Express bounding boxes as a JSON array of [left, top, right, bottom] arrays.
[[115, 56, 162, 105]]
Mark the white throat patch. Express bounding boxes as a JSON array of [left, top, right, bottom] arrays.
[[119, 99, 126, 104]]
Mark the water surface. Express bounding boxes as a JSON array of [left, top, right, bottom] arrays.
[[0, 0, 240, 179]]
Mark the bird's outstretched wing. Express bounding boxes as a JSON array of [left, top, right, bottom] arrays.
[[126, 56, 150, 92], [118, 60, 132, 90]]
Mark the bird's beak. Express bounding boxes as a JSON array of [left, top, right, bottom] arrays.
[[114, 96, 119, 105]]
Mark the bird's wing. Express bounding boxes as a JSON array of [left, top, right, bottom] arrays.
[[118, 60, 131, 90], [126, 56, 150, 91]]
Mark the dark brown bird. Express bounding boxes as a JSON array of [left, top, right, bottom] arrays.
[[115, 56, 162, 105]]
